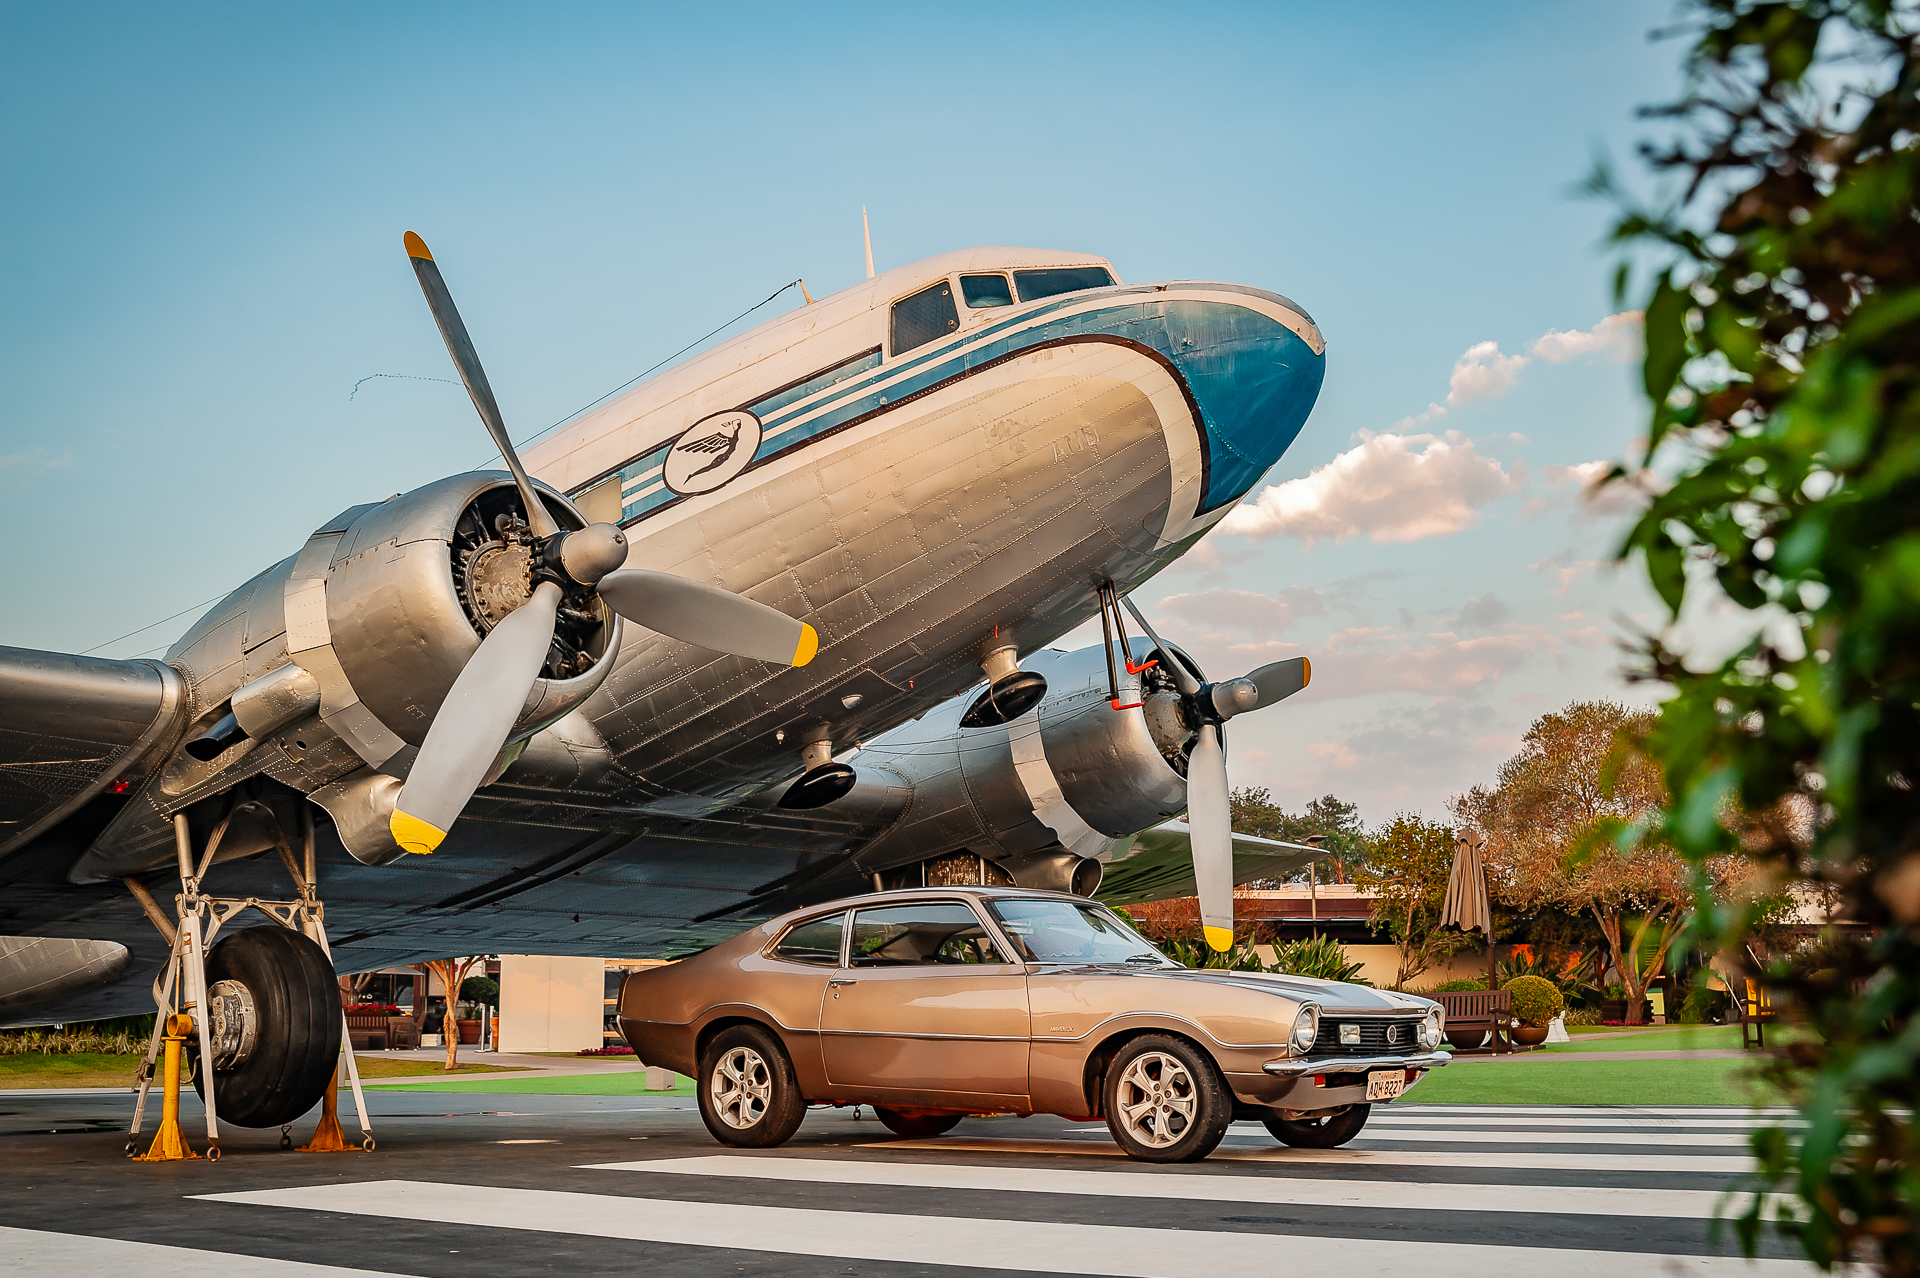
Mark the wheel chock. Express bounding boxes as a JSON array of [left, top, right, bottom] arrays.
[[300, 1062, 363, 1153], [134, 1014, 201, 1162]]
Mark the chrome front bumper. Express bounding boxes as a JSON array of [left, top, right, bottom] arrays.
[[1262, 1051, 1453, 1077]]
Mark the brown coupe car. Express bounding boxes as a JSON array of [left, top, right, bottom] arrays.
[[619, 886, 1448, 1162]]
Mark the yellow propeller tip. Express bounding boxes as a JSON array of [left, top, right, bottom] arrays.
[[1203, 926, 1234, 952], [792, 623, 819, 668], [403, 231, 434, 262], [1301, 657, 1311, 686], [389, 809, 445, 855]]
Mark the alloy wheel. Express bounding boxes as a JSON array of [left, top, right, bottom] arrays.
[[710, 1045, 773, 1129], [1113, 1050, 1196, 1148]]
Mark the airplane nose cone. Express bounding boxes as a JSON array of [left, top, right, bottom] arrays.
[[1159, 289, 1326, 514]]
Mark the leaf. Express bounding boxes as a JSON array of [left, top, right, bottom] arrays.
[[1642, 275, 1691, 415]]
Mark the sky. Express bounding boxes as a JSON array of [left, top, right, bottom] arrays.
[[2, 1, 1705, 828]]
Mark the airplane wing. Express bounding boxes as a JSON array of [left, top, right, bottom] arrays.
[[0, 646, 186, 857], [1094, 819, 1322, 907]]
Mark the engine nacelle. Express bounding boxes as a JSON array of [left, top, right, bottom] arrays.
[[74, 472, 623, 878], [852, 640, 1202, 892]]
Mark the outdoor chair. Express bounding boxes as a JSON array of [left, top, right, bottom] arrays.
[[1739, 979, 1775, 1050]]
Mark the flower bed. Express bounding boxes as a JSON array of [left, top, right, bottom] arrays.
[[577, 1045, 635, 1056]]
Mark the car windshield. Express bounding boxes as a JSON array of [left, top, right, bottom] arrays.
[[985, 899, 1172, 965]]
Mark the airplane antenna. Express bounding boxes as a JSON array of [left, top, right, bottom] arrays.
[[799, 279, 814, 305], [862, 206, 875, 279]]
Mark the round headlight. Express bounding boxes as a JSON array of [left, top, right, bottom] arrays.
[[1289, 1004, 1320, 1054], [1420, 1008, 1443, 1051]]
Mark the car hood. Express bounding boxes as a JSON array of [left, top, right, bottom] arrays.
[[1142, 968, 1435, 1014]]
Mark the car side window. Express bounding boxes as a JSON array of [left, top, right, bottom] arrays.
[[889, 280, 959, 357], [770, 912, 846, 965], [848, 903, 1007, 966]]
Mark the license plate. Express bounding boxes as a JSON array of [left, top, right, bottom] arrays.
[[1365, 1070, 1406, 1101]]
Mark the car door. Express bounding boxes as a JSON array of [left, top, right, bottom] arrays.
[[819, 899, 1030, 1106]]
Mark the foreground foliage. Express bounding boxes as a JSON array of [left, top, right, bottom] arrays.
[[1603, 1, 1918, 1269]]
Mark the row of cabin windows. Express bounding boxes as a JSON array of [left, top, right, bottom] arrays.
[[889, 266, 1116, 357]]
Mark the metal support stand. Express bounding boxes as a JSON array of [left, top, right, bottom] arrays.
[[124, 800, 374, 1161], [132, 1014, 200, 1162]]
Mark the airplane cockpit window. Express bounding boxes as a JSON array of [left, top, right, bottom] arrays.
[[848, 903, 1006, 965], [889, 281, 959, 356], [771, 911, 847, 965], [960, 274, 1015, 309], [1013, 266, 1116, 303]]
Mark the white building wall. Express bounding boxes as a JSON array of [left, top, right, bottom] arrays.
[[497, 955, 603, 1053]]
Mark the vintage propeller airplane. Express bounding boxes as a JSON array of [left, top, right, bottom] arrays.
[[0, 233, 1327, 1135]]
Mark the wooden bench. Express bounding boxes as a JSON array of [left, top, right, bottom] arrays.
[[344, 1011, 392, 1050], [1435, 989, 1517, 1054]]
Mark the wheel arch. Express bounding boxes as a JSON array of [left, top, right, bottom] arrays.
[[1080, 1024, 1223, 1119]]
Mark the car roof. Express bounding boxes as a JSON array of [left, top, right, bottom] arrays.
[[767, 885, 1094, 929]]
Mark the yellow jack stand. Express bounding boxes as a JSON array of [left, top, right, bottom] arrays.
[[135, 1015, 202, 1162], [300, 1063, 365, 1153]]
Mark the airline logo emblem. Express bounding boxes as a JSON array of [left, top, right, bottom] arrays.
[[664, 410, 761, 496]]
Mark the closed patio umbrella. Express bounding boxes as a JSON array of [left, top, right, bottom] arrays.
[[1441, 828, 1490, 935]]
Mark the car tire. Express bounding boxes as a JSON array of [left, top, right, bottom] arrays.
[[1101, 1033, 1232, 1163], [187, 925, 341, 1128], [1264, 1103, 1371, 1148], [697, 1023, 806, 1149], [873, 1109, 963, 1139]]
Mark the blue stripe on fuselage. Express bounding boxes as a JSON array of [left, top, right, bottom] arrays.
[[607, 284, 1324, 524]]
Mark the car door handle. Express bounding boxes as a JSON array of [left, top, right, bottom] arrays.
[[827, 979, 857, 988]]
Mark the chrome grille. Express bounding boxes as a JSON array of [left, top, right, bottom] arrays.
[[1310, 1018, 1421, 1056]]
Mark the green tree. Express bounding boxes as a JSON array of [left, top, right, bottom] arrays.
[[1454, 702, 1687, 1023], [1600, 2, 1918, 1269], [1353, 814, 1473, 989], [1230, 787, 1369, 882]]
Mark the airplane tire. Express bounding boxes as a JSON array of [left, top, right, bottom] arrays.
[[1264, 1103, 1371, 1148], [190, 926, 341, 1128], [873, 1109, 963, 1139]]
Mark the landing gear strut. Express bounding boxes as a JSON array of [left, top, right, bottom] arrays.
[[125, 800, 373, 1160]]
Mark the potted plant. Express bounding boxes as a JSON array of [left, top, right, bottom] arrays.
[[457, 1004, 482, 1045], [1504, 975, 1564, 1047]]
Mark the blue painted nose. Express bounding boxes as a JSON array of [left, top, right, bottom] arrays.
[[1156, 287, 1326, 513]]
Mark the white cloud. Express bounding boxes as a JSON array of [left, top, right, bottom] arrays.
[[1157, 586, 1329, 642], [0, 448, 73, 476], [1531, 311, 1643, 363], [1217, 430, 1523, 546], [1446, 340, 1529, 406]]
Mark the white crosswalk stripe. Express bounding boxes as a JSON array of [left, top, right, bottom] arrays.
[[882, 1134, 1759, 1172], [586, 1153, 1767, 1219], [197, 1178, 1818, 1278], [45, 1102, 1803, 1276]]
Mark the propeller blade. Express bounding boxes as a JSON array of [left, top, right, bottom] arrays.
[[597, 569, 818, 667], [390, 580, 563, 854], [403, 231, 559, 539], [1247, 656, 1311, 710], [1187, 722, 1235, 951]]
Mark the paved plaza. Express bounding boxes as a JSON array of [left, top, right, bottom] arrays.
[[0, 1087, 1817, 1276]]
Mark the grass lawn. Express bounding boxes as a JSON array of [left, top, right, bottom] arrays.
[[1543, 1025, 1744, 1052], [0, 1052, 144, 1089], [1408, 1055, 1782, 1106], [373, 1070, 694, 1096], [0, 1052, 526, 1090]]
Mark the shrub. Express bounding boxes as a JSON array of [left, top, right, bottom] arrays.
[[1431, 978, 1487, 993], [1505, 975, 1565, 1027], [1157, 932, 1270, 972], [1268, 936, 1371, 985]]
